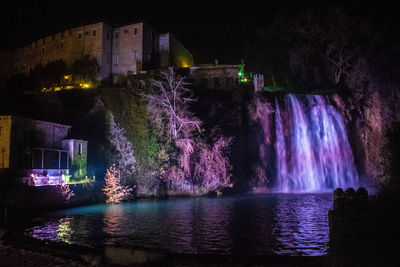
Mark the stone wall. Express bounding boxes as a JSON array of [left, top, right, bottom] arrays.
[[189, 65, 240, 89], [13, 22, 112, 81]]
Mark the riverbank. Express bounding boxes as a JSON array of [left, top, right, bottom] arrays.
[[0, 181, 105, 222], [0, 234, 326, 266]]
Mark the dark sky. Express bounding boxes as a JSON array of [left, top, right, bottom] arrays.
[[1, 0, 399, 64]]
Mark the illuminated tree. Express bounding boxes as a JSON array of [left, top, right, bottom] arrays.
[[108, 115, 137, 181], [103, 164, 133, 203], [146, 69, 201, 176], [193, 136, 232, 190], [57, 184, 75, 202], [146, 69, 201, 140], [146, 69, 233, 194]]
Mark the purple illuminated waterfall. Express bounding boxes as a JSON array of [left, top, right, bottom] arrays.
[[274, 94, 358, 192]]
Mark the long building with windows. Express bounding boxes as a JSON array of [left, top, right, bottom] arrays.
[[12, 21, 194, 84]]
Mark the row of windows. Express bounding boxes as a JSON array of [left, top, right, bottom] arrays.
[[27, 40, 66, 54], [29, 27, 147, 50], [112, 27, 140, 39], [77, 29, 97, 40], [39, 30, 73, 45], [38, 42, 65, 55]]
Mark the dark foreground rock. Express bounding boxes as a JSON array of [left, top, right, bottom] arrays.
[[328, 187, 400, 266], [0, 244, 86, 266], [0, 234, 326, 267]]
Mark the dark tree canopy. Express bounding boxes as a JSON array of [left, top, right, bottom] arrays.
[[71, 55, 99, 83]]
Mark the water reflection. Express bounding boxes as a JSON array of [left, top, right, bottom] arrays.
[[103, 204, 131, 244], [25, 194, 332, 256], [273, 194, 330, 255], [30, 216, 74, 244]]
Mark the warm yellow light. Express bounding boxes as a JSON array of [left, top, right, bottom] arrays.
[[64, 75, 70, 79], [244, 78, 248, 82], [79, 83, 91, 89]]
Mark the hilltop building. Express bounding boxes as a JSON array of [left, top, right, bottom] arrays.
[[159, 33, 194, 68], [188, 62, 244, 90], [11, 21, 194, 85]]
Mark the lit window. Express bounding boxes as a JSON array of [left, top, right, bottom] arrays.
[[134, 28, 138, 35], [92, 29, 96, 36], [115, 31, 119, 39], [113, 55, 119, 64]]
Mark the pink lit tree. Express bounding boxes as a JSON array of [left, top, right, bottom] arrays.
[[57, 184, 75, 203], [103, 164, 133, 203], [146, 68, 201, 141], [146, 69, 201, 177], [193, 136, 233, 191], [146, 69, 233, 194]]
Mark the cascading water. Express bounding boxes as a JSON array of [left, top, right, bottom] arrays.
[[274, 94, 358, 192]]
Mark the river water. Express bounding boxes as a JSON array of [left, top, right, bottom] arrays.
[[25, 193, 332, 256]]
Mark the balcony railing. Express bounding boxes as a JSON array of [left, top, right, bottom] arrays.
[[21, 147, 70, 186]]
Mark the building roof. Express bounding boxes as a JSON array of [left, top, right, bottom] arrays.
[[190, 64, 240, 70], [0, 115, 71, 129]]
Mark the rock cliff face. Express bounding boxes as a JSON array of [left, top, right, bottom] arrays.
[[332, 91, 399, 190]]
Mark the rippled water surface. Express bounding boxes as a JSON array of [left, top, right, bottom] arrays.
[[26, 194, 332, 256]]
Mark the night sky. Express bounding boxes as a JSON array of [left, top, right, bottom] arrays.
[[1, 0, 399, 64]]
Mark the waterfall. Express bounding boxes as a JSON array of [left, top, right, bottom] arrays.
[[274, 94, 358, 192]]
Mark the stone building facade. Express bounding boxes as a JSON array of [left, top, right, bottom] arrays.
[[11, 21, 194, 84], [13, 22, 112, 82], [189, 64, 242, 90], [111, 22, 159, 81], [0, 115, 87, 186], [159, 33, 194, 68]]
